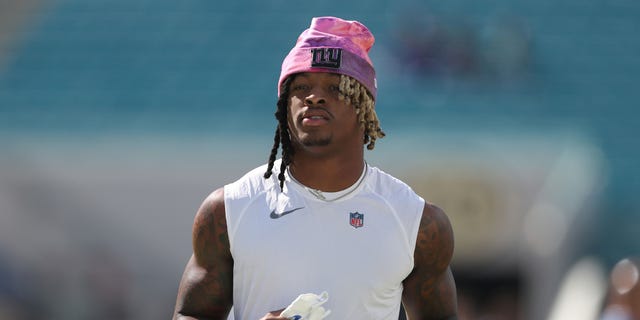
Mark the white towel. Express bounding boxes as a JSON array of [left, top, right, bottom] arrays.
[[280, 291, 331, 320]]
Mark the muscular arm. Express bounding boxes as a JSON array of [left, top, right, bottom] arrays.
[[402, 203, 458, 320], [173, 188, 234, 320]]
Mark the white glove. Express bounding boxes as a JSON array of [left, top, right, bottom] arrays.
[[280, 291, 331, 320]]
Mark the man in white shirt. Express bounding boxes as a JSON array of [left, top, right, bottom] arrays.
[[173, 16, 458, 320]]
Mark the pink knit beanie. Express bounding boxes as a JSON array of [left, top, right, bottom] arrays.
[[278, 16, 377, 99]]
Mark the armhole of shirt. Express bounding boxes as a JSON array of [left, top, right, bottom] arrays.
[[224, 182, 269, 258], [408, 197, 426, 267], [223, 161, 278, 259], [367, 183, 424, 264], [223, 184, 235, 256]]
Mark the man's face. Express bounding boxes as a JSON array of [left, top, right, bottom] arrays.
[[286, 72, 362, 154]]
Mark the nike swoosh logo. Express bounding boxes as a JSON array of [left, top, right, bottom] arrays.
[[270, 207, 305, 219]]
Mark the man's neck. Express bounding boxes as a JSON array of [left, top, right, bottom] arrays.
[[288, 153, 365, 192]]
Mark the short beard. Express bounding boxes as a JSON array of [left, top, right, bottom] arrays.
[[300, 136, 331, 147], [300, 138, 331, 147]]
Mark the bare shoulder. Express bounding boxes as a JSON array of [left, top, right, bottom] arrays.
[[415, 202, 455, 270], [173, 187, 233, 319], [402, 202, 457, 319], [192, 187, 229, 265], [196, 187, 225, 220]]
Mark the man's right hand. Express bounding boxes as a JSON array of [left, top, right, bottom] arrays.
[[259, 308, 288, 320]]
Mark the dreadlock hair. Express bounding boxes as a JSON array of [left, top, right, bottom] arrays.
[[263, 74, 386, 190], [337, 74, 386, 149], [263, 75, 296, 190]]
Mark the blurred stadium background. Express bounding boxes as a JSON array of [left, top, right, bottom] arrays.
[[1, 0, 639, 319]]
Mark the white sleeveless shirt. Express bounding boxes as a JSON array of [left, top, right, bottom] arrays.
[[224, 160, 425, 320]]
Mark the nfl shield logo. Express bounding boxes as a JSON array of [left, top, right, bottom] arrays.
[[349, 212, 364, 228]]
